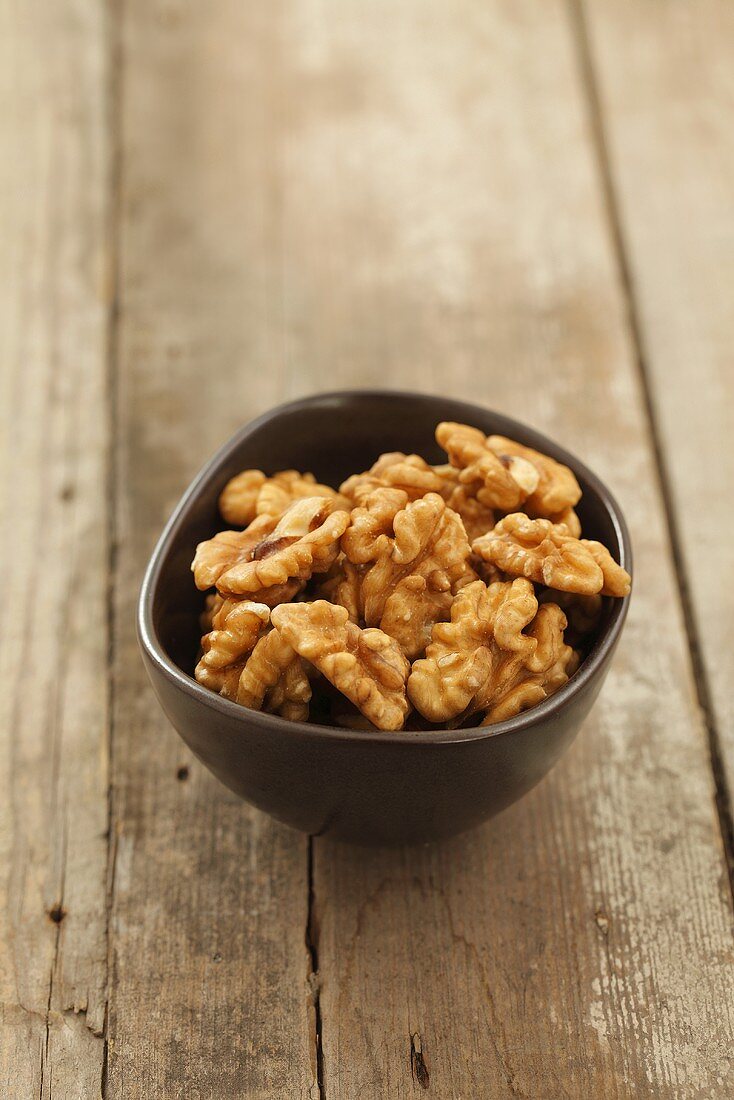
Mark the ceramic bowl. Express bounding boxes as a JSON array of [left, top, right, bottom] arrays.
[[138, 391, 631, 845]]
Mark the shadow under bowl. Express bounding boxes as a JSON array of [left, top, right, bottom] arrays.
[[138, 390, 631, 846]]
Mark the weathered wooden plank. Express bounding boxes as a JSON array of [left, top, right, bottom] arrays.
[[581, 0, 734, 855], [0, 0, 111, 1095], [105, 2, 316, 1096], [278, 1, 733, 1096]]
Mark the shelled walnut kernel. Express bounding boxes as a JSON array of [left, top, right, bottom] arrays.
[[191, 419, 630, 730]]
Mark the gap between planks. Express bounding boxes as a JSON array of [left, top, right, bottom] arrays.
[[306, 837, 326, 1100], [568, 0, 734, 899], [102, 0, 125, 1094]]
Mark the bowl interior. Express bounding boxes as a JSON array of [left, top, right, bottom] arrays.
[[147, 391, 629, 708]]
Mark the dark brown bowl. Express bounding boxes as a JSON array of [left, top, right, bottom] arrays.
[[138, 391, 631, 845]]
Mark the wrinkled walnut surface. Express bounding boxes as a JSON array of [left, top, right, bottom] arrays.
[[219, 467, 347, 525], [273, 601, 410, 731], [473, 513, 631, 597], [409, 579, 575, 725], [317, 555, 364, 623], [192, 419, 630, 729], [194, 599, 270, 700], [341, 452, 446, 504], [436, 422, 540, 510], [192, 514, 276, 592], [218, 469, 268, 526], [195, 497, 350, 602], [197, 599, 270, 671], [256, 470, 350, 519], [342, 488, 471, 658], [236, 628, 311, 721], [486, 435, 581, 516]]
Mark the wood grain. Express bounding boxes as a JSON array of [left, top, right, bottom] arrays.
[[105, 2, 316, 1096], [3, 0, 733, 1097], [581, 0, 734, 858], [0, 0, 111, 1096], [284, 1, 734, 1095]]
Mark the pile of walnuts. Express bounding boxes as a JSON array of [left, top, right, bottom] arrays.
[[191, 422, 631, 731]]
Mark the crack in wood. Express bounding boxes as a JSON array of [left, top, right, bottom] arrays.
[[40, 815, 68, 1100], [101, 2, 125, 1094], [410, 1033, 430, 1090], [568, 0, 734, 906], [306, 837, 326, 1100]]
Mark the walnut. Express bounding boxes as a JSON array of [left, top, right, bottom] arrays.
[[481, 606, 579, 725], [547, 506, 582, 538], [428, 463, 497, 541], [382, 578, 457, 662], [194, 661, 244, 701], [340, 452, 445, 504], [486, 435, 581, 517], [342, 488, 471, 658], [256, 470, 349, 519], [431, 462, 461, 494], [272, 601, 411, 731], [408, 580, 575, 725], [472, 513, 630, 597], [236, 628, 311, 721], [192, 514, 277, 591], [194, 497, 350, 602], [198, 598, 270, 670], [443, 484, 495, 542], [436, 422, 540, 510], [581, 538, 632, 598], [434, 459, 568, 538], [408, 579, 536, 722], [194, 599, 271, 700], [218, 470, 267, 526], [341, 487, 408, 563], [316, 555, 364, 623], [218, 467, 346, 525]]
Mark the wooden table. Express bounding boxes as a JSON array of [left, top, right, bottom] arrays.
[[2, 2, 733, 1096]]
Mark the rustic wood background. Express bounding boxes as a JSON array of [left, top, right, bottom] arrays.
[[2, 1, 733, 1096]]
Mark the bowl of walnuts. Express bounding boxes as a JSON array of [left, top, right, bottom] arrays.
[[138, 391, 631, 845]]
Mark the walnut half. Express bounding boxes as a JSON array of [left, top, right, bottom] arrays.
[[340, 452, 446, 504], [193, 496, 350, 603], [341, 488, 471, 659], [486, 435, 581, 517], [219, 467, 347, 525], [472, 513, 630, 597], [272, 601, 411, 731], [408, 579, 577, 726], [195, 599, 271, 699], [236, 628, 312, 722], [436, 422, 540, 511]]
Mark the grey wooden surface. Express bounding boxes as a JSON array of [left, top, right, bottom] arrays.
[[1, 1, 732, 1096]]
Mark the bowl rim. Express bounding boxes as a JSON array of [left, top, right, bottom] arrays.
[[138, 389, 632, 746]]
